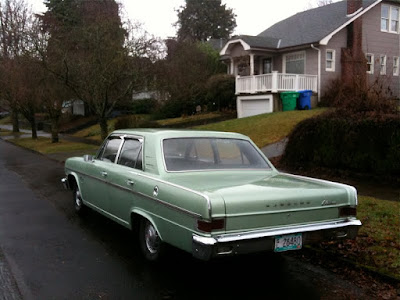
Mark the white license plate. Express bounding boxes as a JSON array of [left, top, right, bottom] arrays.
[[274, 233, 302, 252]]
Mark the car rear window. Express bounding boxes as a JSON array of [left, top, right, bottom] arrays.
[[163, 138, 271, 171]]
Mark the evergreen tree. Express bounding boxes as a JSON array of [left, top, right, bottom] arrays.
[[176, 0, 236, 42]]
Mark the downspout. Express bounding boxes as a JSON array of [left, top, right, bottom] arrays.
[[311, 44, 321, 103]]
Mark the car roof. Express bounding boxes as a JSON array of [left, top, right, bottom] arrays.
[[111, 128, 249, 140]]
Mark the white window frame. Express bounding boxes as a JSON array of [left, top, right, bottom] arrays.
[[394, 56, 399, 76], [366, 53, 374, 74], [282, 51, 306, 74], [326, 49, 335, 72], [381, 4, 400, 33], [380, 55, 387, 75]]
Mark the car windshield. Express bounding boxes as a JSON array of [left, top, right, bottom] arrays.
[[163, 138, 271, 171]]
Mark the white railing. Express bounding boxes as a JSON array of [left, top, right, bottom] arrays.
[[236, 71, 317, 94]]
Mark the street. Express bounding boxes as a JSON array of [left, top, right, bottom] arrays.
[[0, 139, 395, 299]]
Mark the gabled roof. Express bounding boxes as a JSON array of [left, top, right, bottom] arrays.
[[220, 0, 380, 55], [258, 0, 377, 48]]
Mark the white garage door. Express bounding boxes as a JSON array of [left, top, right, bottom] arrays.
[[237, 95, 273, 118], [241, 100, 269, 118]]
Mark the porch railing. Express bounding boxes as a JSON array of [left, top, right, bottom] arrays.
[[236, 71, 318, 94]]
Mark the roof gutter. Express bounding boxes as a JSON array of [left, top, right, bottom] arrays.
[[311, 44, 321, 103]]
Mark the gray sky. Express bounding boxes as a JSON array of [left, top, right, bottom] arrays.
[[27, 0, 336, 39]]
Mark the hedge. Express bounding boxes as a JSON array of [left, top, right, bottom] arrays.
[[281, 111, 400, 177]]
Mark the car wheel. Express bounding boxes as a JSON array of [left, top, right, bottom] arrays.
[[73, 184, 86, 215], [139, 218, 165, 262]]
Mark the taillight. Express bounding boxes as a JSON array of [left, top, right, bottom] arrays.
[[339, 206, 357, 217], [197, 219, 225, 232]]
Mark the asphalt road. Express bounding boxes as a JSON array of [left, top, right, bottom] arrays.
[[0, 139, 386, 300]]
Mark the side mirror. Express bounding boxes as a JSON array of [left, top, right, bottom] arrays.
[[83, 154, 94, 162]]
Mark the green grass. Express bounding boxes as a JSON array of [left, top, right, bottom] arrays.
[[322, 195, 400, 280], [194, 108, 328, 147], [0, 129, 24, 137], [157, 112, 226, 126], [8, 137, 98, 154], [356, 195, 400, 279], [73, 119, 118, 142], [0, 116, 11, 125]]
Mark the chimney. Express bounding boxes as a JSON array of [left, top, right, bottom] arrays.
[[347, 0, 362, 15], [341, 0, 367, 87]]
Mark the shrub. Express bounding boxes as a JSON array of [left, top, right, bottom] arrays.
[[205, 74, 236, 112], [281, 110, 400, 177], [131, 99, 157, 114], [320, 77, 397, 115]]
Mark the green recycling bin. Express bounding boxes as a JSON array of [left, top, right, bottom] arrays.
[[280, 91, 299, 111]]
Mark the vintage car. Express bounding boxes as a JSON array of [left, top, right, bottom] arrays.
[[61, 129, 361, 261]]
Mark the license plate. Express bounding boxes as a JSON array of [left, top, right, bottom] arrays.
[[274, 233, 302, 252]]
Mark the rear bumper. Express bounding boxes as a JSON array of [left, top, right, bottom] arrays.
[[192, 218, 361, 260]]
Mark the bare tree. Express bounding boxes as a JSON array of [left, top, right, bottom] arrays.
[[0, 0, 31, 132], [41, 0, 163, 140]]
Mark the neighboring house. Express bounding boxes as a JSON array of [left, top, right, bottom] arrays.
[[62, 100, 85, 116], [220, 0, 400, 118]]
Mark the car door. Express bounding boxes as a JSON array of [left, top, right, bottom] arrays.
[[80, 135, 123, 213], [106, 136, 144, 225]]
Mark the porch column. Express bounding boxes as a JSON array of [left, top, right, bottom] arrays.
[[250, 53, 255, 75], [271, 71, 278, 93], [230, 58, 235, 75]]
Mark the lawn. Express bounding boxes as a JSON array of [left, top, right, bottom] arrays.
[[8, 137, 98, 154], [321, 195, 400, 280], [195, 108, 328, 147]]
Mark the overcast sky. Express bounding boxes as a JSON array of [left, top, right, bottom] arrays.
[[27, 0, 336, 39]]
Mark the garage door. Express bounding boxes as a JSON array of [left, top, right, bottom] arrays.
[[241, 99, 270, 118]]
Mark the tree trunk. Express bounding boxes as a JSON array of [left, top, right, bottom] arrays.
[[11, 109, 19, 133], [29, 118, 37, 139], [99, 117, 108, 141], [51, 118, 59, 143]]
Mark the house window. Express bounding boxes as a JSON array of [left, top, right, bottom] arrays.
[[380, 55, 387, 75], [394, 57, 399, 76], [326, 50, 335, 72], [284, 52, 305, 74], [366, 54, 374, 74], [263, 58, 272, 74], [381, 4, 400, 33]]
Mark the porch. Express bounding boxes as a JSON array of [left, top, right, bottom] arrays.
[[236, 71, 318, 95]]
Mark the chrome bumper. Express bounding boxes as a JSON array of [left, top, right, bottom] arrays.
[[192, 219, 362, 260], [61, 177, 70, 190]]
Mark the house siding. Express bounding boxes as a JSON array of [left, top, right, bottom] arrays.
[[362, 2, 400, 98], [320, 28, 348, 96]]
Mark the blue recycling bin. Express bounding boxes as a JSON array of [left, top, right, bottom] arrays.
[[297, 90, 312, 110]]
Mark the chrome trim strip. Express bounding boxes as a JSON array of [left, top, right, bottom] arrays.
[[194, 219, 362, 245], [225, 205, 341, 217], [65, 168, 202, 219], [126, 169, 212, 219], [217, 219, 362, 243]]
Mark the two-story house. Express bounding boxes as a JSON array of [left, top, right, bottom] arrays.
[[220, 0, 400, 118]]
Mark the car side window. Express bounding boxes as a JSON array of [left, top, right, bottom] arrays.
[[117, 139, 143, 170], [98, 137, 122, 163]]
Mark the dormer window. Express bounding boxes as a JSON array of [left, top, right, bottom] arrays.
[[381, 4, 399, 33]]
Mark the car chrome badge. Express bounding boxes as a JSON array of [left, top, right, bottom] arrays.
[[321, 200, 336, 206]]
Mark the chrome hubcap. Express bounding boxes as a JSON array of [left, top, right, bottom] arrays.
[[75, 190, 82, 209], [144, 222, 160, 254]]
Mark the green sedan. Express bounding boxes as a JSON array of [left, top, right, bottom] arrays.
[[61, 129, 361, 261]]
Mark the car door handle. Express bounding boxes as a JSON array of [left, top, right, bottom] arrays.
[[101, 171, 108, 177], [126, 179, 135, 186]]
